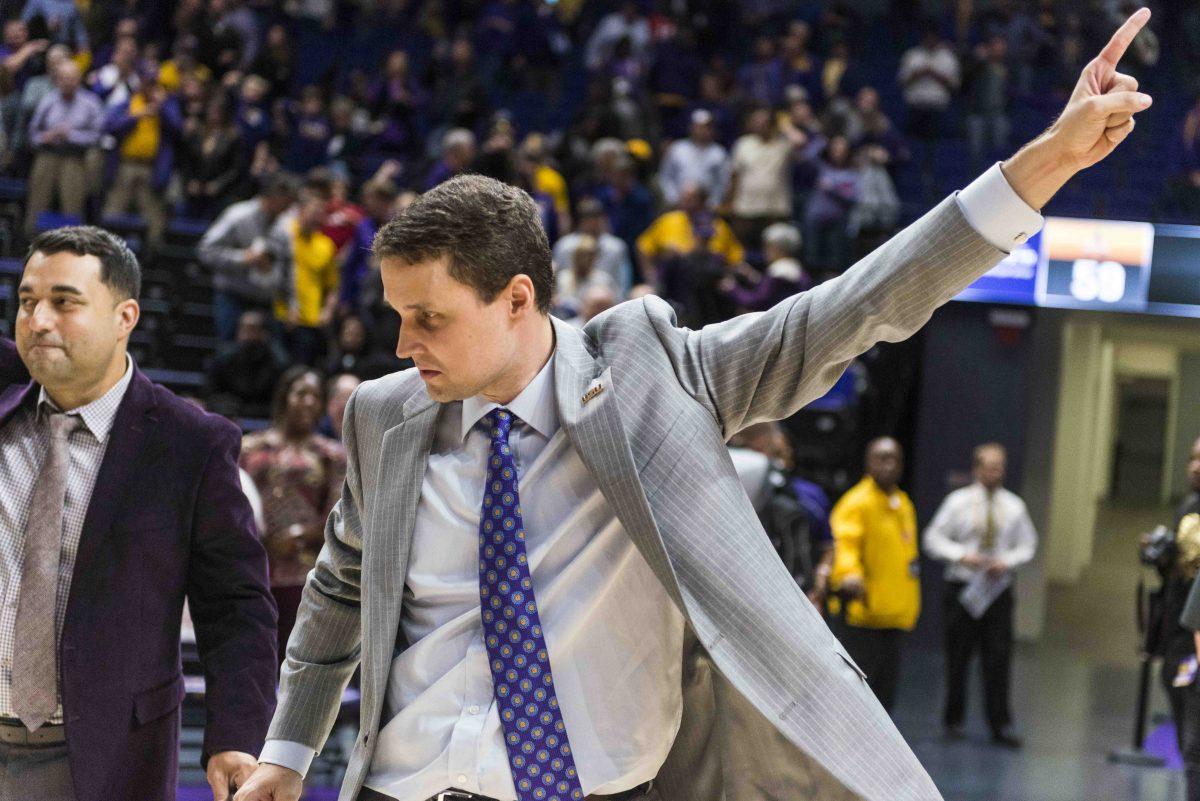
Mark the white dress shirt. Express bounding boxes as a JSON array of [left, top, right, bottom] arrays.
[[922, 483, 1038, 583], [260, 162, 1045, 785], [658, 139, 730, 207], [898, 44, 961, 110], [263, 356, 687, 800]]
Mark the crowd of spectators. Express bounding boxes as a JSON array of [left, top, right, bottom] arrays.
[[0, 0, 1188, 428]]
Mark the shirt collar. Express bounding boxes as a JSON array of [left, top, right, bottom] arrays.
[[38, 354, 134, 441], [460, 354, 559, 442]]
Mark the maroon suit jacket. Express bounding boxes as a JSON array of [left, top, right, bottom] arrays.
[[0, 339, 277, 801]]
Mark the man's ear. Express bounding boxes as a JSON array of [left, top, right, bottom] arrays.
[[117, 298, 140, 336], [508, 274, 538, 316]]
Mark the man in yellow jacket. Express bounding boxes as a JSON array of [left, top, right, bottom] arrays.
[[830, 437, 920, 712]]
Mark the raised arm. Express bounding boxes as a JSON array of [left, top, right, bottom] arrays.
[[648, 9, 1154, 439]]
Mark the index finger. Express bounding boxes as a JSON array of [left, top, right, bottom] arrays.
[[1098, 7, 1151, 68]]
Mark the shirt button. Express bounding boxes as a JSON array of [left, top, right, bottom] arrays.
[[457, 774, 468, 785], [468, 705, 480, 715]]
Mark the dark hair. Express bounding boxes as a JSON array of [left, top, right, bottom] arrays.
[[261, 171, 300, 200], [271, 365, 325, 428], [372, 174, 553, 313], [303, 167, 335, 199], [26, 225, 141, 301], [362, 178, 399, 203]]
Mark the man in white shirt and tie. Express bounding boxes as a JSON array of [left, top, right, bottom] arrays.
[[923, 442, 1038, 749]]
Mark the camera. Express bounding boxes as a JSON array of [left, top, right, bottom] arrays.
[[1140, 524, 1176, 572]]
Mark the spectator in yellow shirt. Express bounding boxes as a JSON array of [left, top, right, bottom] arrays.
[[635, 182, 744, 323], [275, 175, 339, 366], [520, 133, 571, 235], [829, 436, 919, 712], [101, 80, 175, 251]]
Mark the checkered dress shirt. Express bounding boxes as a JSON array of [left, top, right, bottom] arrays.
[[0, 356, 132, 722]]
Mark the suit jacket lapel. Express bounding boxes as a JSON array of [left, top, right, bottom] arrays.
[[360, 386, 440, 720], [0, 380, 37, 429], [73, 370, 158, 582], [551, 318, 684, 610]]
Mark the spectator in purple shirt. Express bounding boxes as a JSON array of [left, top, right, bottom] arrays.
[[686, 71, 739, 147], [781, 20, 823, 108], [719, 221, 811, 313], [235, 73, 273, 154], [737, 35, 786, 107], [370, 49, 428, 166], [21, 0, 88, 50], [340, 177, 398, 310], [89, 34, 140, 109], [0, 19, 47, 93], [25, 59, 103, 235], [648, 25, 702, 140], [801, 134, 859, 274], [284, 86, 333, 174], [0, 19, 47, 159], [592, 155, 654, 279], [423, 127, 476, 191]]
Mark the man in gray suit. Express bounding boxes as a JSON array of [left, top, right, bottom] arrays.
[[236, 11, 1153, 801]]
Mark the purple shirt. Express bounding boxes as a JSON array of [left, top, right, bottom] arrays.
[[29, 88, 104, 152]]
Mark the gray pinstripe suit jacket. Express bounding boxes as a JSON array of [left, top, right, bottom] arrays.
[[266, 194, 1006, 801]]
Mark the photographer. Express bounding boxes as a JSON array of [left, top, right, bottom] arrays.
[[1146, 435, 1200, 799]]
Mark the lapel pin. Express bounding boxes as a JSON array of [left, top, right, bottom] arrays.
[[581, 383, 605, 405]]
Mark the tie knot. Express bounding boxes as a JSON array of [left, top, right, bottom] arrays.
[[47, 412, 82, 440], [486, 408, 515, 444]]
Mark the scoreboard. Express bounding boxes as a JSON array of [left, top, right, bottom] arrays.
[[955, 216, 1200, 319]]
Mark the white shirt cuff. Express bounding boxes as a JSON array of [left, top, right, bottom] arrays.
[[955, 161, 1045, 253], [258, 739, 317, 779]]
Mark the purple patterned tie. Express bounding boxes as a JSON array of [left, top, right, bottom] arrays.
[[478, 408, 584, 801]]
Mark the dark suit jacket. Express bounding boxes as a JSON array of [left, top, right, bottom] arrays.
[[0, 339, 277, 801]]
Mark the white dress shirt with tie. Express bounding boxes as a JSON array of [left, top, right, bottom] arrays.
[[922, 482, 1038, 584], [260, 162, 1046, 795]]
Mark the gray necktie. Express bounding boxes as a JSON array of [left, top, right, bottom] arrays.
[[12, 411, 81, 730]]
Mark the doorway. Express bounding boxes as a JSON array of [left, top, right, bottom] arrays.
[[1110, 377, 1170, 503]]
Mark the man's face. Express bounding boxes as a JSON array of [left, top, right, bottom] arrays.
[[678, 184, 703, 213], [690, 120, 714, 144], [4, 21, 27, 50], [114, 38, 137, 70], [748, 109, 771, 137], [382, 256, 526, 403], [262, 191, 293, 218], [298, 192, 327, 230], [57, 63, 81, 94], [866, 440, 903, 488], [578, 213, 604, 236], [236, 313, 267, 343], [16, 252, 137, 395], [328, 375, 360, 427], [974, 449, 1006, 491]]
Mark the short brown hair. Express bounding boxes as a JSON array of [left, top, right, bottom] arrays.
[[372, 174, 553, 313]]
